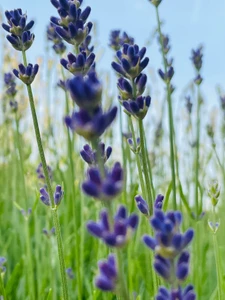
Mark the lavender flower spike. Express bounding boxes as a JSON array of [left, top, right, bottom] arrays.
[[2, 9, 35, 51], [65, 106, 117, 140], [112, 43, 149, 79], [95, 254, 118, 291], [67, 72, 102, 110], [82, 162, 123, 200], [13, 63, 39, 85], [87, 205, 138, 247], [80, 143, 112, 165]]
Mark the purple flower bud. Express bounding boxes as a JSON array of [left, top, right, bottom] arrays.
[[135, 195, 149, 215], [54, 185, 64, 206], [40, 187, 50, 206]]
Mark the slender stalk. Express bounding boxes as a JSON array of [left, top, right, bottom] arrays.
[[128, 117, 146, 198], [15, 114, 36, 299], [22, 50, 69, 300], [61, 66, 82, 299], [155, 7, 177, 209], [116, 249, 129, 300], [0, 274, 7, 300], [139, 119, 153, 212], [194, 86, 201, 216], [212, 208, 222, 299]]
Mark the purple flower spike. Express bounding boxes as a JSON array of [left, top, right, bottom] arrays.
[[87, 205, 138, 247], [82, 162, 123, 200], [191, 46, 203, 72], [80, 143, 112, 166], [135, 195, 149, 215], [109, 30, 134, 51], [95, 254, 118, 291], [158, 67, 174, 83], [65, 106, 117, 140], [2, 9, 35, 51], [143, 206, 195, 297], [122, 95, 151, 120], [156, 285, 196, 300], [36, 163, 53, 182], [61, 51, 95, 75], [47, 22, 66, 55], [112, 43, 149, 79], [13, 63, 39, 85], [50, 0, 92, 45], [67, 72, 102, 110]]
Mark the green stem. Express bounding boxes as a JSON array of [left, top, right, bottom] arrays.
[[212, 227, 222, 299], [128, 117, 146, 198], [116, 249, 129, 300], [0, 273, 7, 300], [155, 6, 177, 209], [61, 65, 82, 299], [22, 50, 69, 300], [194, 86, 201, 216], [139, 120, 153, 213], [15, 114, 36, 299]]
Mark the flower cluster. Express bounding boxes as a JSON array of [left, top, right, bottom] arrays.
[[135, 194, 164, 216], [191, 46, 203, 85], [109, 30, 134, 51], [157, 33, 175, 91], [43, 227, 56, 238], [3, 72, 18, 111], [50, 0, 92, 46], [13, 63, 39, 85], [112, 43, 151, 120], [95, 254, 118, 291], [47, 22, 66, 55], [87, 205, 138, 247], [36, 163, 53, 182], [2, 9, 35, 51], [82, 162, 123, 200], [40, 185, 64, 207], [80, 143, 112, 166], [61, 51, 95, 75], [143, 209, 195, 298], [0, 257, 6, 273]]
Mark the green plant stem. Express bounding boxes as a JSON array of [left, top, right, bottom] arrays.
[[128, 117, 146, 198], [139, 119, 153, 212], [15, 114, 36, 299], [194, 86, 201, 216], [61, 66, 82, 299], [212, 207, 222, 299], [116, 249, 129, 300], [22, 50, 69, 300], [155, 6, 177, 209], [0, 274, 7, 300]]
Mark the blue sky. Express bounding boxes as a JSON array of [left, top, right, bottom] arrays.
[[1, 0, 225, 105]]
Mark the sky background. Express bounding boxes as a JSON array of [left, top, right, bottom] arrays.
[[0, 0, 225, 108]]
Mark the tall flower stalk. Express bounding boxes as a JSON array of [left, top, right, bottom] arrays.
[[149, 0, 177, 209], [2, 9, 69, 299]]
